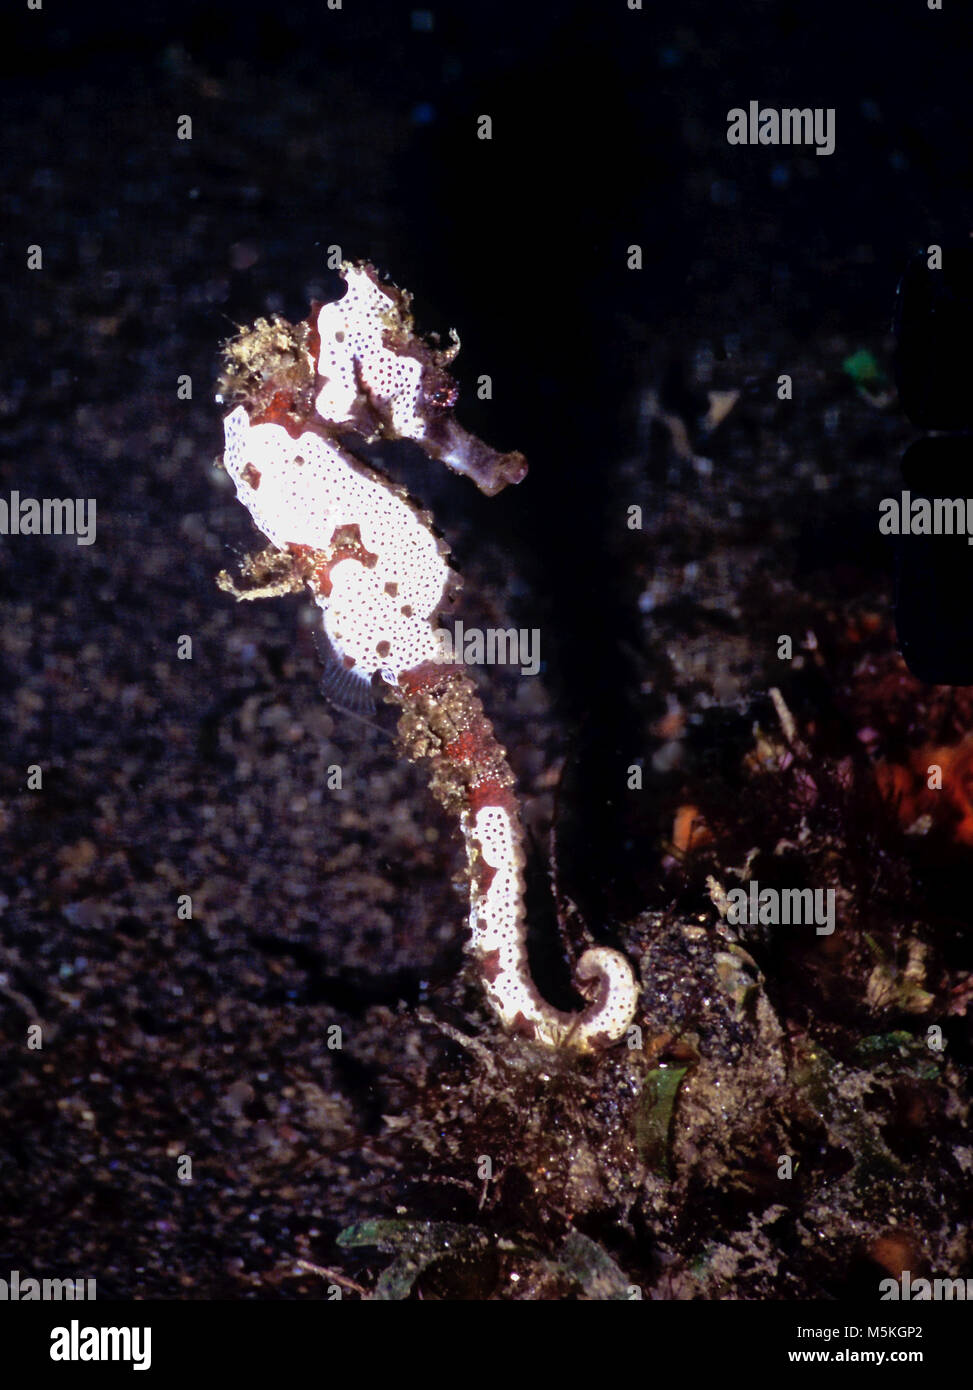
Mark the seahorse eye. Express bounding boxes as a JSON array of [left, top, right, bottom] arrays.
[[424, 376, 459, 411]]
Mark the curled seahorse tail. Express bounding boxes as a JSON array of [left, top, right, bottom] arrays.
[[570, 947, 641, 1049], [392, 663, 639, 1052]]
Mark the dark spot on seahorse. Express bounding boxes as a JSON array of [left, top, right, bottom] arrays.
[[342, 655, 356, 670], [480, 949, 503, 984], [242, 463, 261, 489], [384, 581, 399, 597], [474, 859, 498, 898], [310, 556, 333, 597], [400, 604, 413, 618], [329, 523, 379, 569], [293, 455, 305, 467], [376, 640, 391, 659], [510, 1012, 537, 1040], [398, 659, 454, 695], [305, 316, 321, 367]]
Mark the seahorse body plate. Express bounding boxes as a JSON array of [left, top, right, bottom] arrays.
[[222, 407, 447, 682]]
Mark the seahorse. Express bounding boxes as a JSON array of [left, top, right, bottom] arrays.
[[216, 261, 639, 1051]]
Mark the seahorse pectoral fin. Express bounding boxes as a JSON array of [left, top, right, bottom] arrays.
[[312, 625, 377, 717]]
